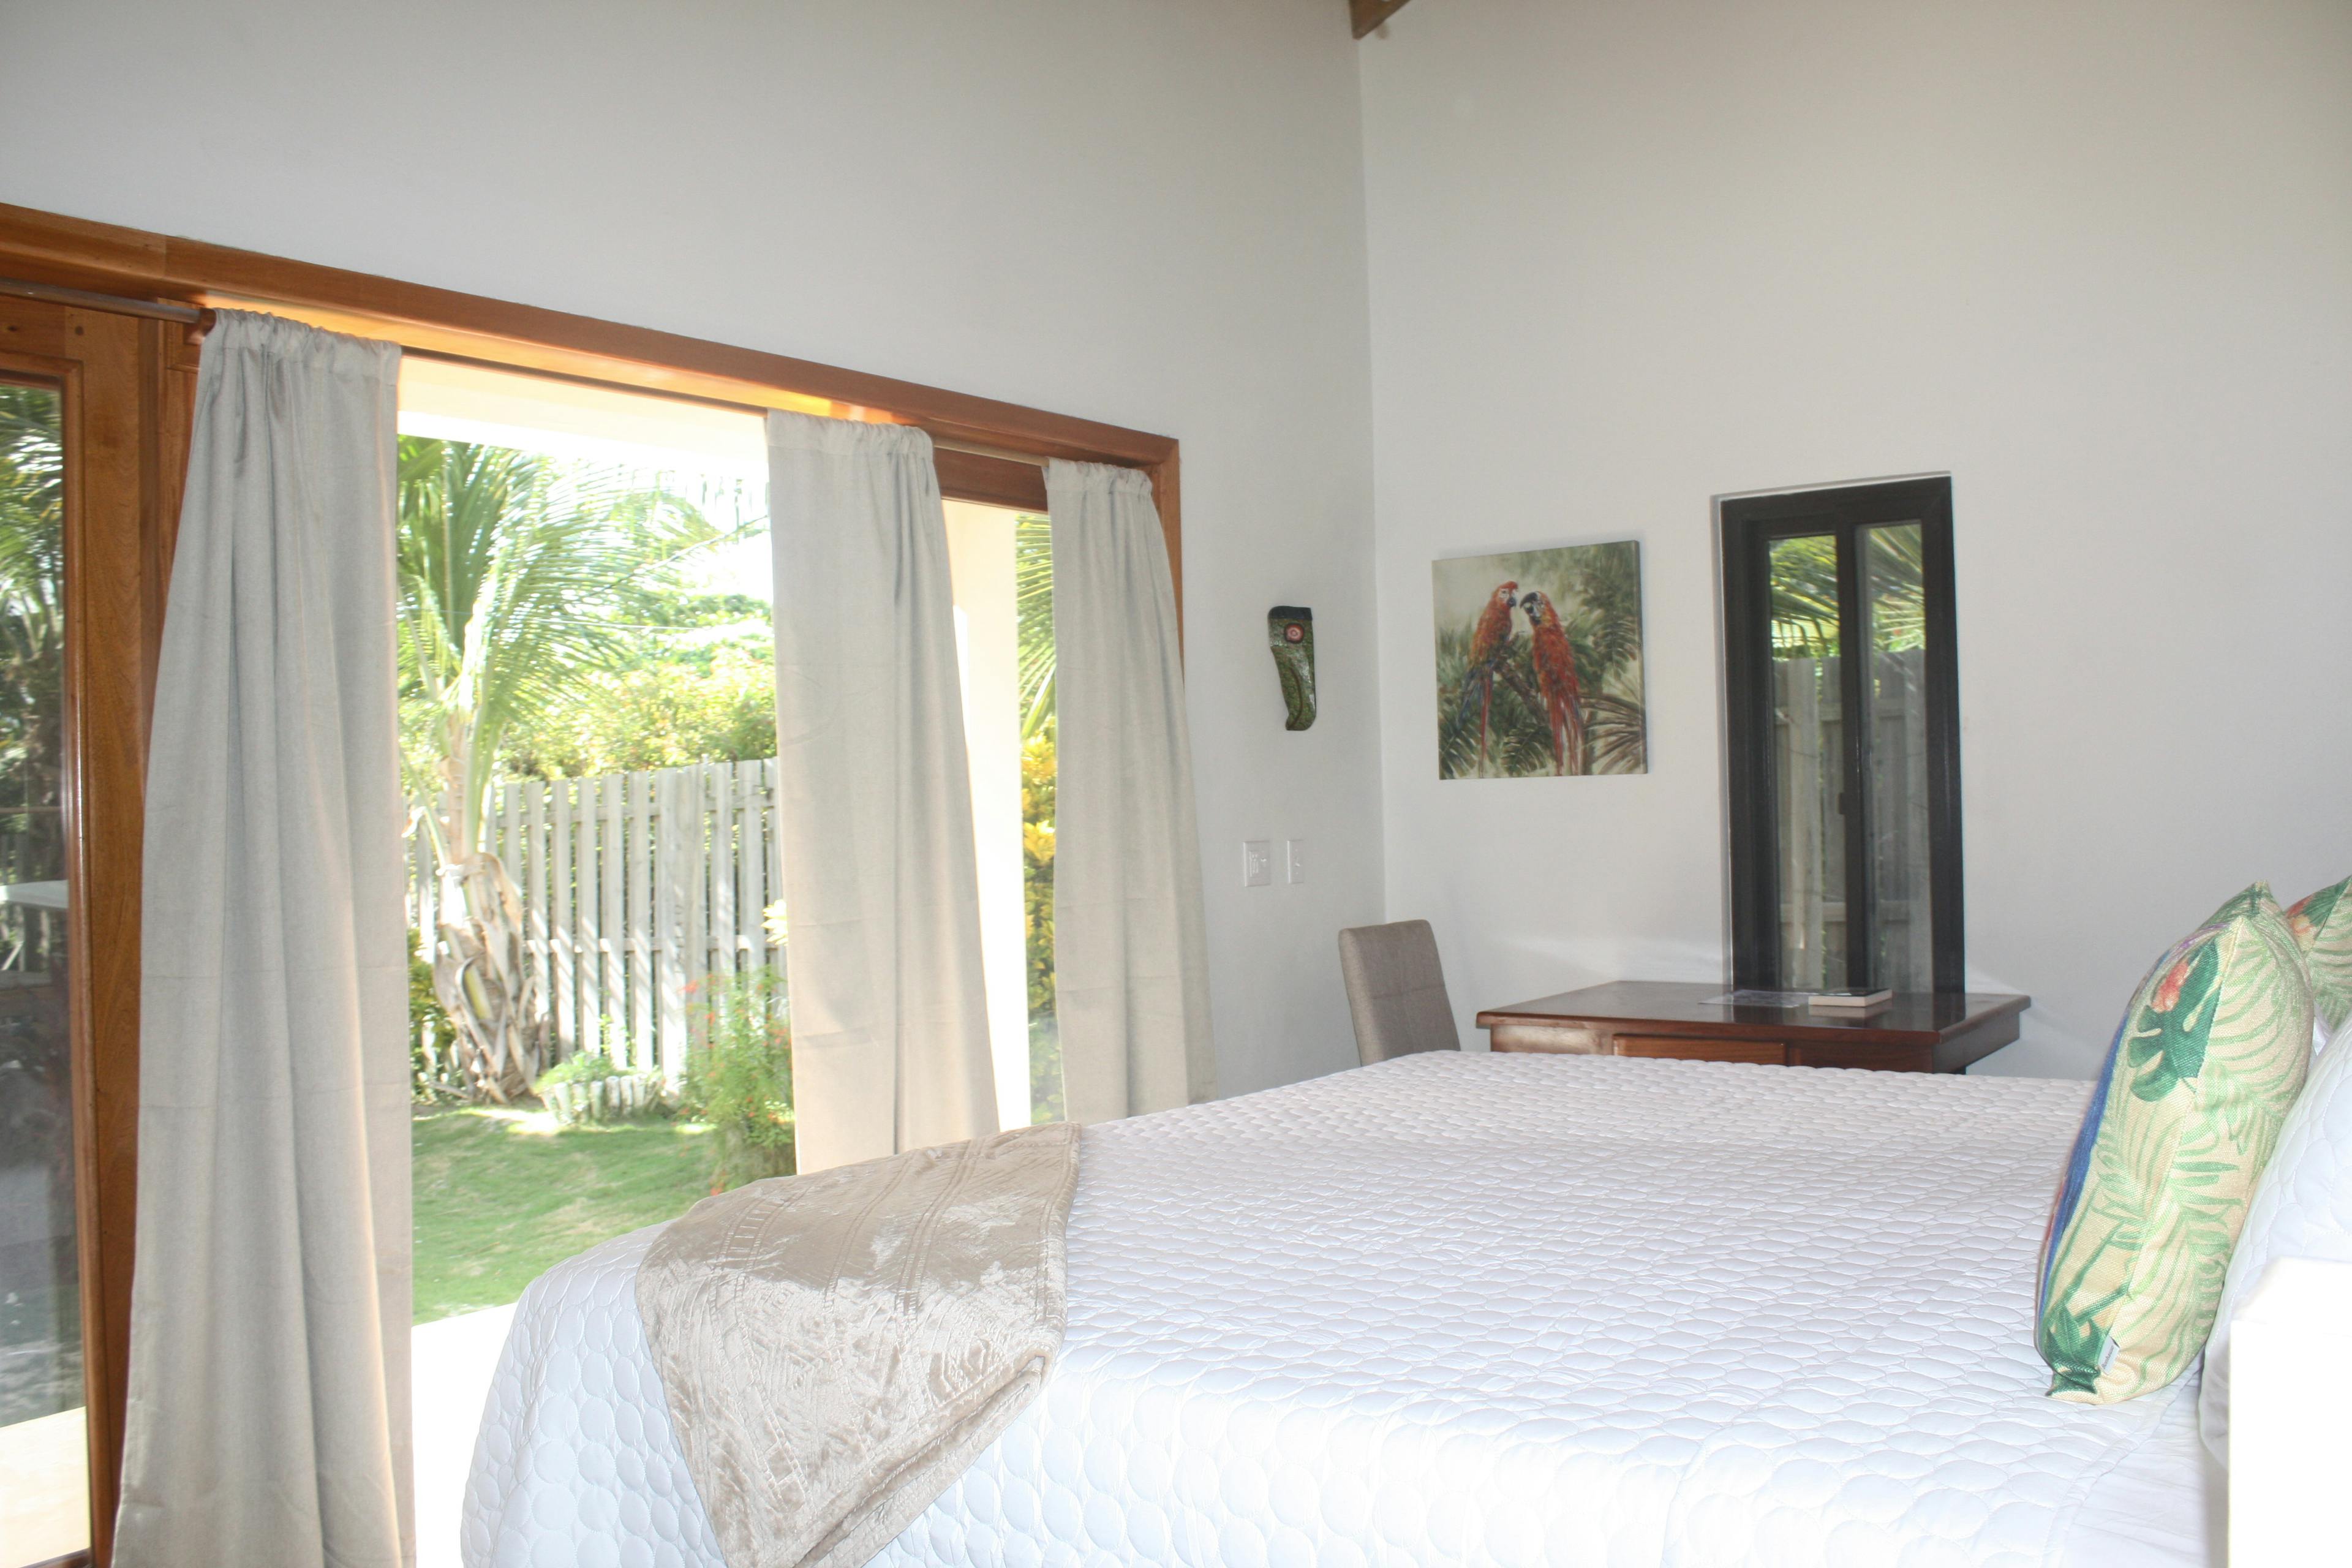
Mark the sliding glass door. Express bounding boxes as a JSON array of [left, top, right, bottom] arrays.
[[0, 294, 182, 1568], [0, 377, 81, 1567]]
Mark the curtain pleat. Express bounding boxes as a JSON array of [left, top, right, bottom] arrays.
[[114, 312, 411, 1567], [1045, 460, 1214, 1121], [767, 411, 997, 1170]]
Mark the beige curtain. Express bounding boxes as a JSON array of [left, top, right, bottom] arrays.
[[767, 410, 997, 1170], [113, 312, 411, 1568], [1045, 459, 1214, 1121]]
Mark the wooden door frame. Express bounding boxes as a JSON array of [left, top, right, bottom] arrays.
[[0, 295, 189, 1568]]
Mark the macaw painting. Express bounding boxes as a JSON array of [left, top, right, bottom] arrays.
[[1432, 541, 1646, 779]]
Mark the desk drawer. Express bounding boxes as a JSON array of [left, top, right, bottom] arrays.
[[1487, 1021, 1604, 1055], [1615, 1035, 1787, 1066]]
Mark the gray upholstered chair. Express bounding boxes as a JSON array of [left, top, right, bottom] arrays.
[[1338, 920, 1462, 1065]]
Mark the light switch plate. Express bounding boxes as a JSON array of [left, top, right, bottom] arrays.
[[1285, 838, 1308, 884], [1242, 840, 1273, 887]]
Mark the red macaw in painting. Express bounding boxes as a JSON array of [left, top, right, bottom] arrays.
[[1457, 580, 1521, 769], [1520, 589, 1585, 775]]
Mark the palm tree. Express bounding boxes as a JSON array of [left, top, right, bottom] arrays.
[[399, 437, 714, 1099]]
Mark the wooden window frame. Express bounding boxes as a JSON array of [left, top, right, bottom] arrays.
[[0, 198, 1182, 613], [1720, 477, 1962, 995], [0, 198, 1177, 1567]]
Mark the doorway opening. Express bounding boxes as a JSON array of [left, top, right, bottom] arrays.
[[394, 361, 1055, 1563]]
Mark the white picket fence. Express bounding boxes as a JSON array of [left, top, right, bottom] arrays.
[[410, 759, 785, 1083]]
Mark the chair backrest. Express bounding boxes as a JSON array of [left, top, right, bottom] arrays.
[[1337, 919, 1461, 1065]]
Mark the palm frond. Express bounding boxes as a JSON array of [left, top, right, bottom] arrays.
[[1582, 693, 1648, 774], [1569, 541, 1643, 679], [1764, 527, 1925, 658], [1015, 512, 1055, 737], [1863, 523, 1926, 652]]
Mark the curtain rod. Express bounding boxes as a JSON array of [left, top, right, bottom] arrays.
[[0, 277, 1069, 473], [408, 347, 1056, 468], [0, 274, 205, 326], [931, 435, 1049, 470], [405, 344, 1057, 469]]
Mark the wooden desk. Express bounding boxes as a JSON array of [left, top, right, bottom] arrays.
[[1475, 981, 2029, 1074]]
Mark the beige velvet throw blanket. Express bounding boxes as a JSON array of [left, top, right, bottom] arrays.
[[636, 1123, 1082, 1568]]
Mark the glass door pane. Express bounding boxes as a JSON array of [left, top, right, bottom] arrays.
[[1766, 533, 1845, 989], [1725, 478, 1958, 997], [1012, 512, 1060, 1125], [0, 380, 84, 1566], [1863, 522, 1931, 990]]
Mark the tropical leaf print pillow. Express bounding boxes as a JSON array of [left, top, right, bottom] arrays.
[[2037, 884, 2313, 1404], [2284, 875, 2352, 1033]]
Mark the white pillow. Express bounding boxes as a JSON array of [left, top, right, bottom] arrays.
[[2201, 1009, 2352, 1463]]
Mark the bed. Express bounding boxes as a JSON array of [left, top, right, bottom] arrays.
[[462, 1051, 2221, 1567]]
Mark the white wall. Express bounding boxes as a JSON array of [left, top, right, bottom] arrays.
[[1361, 0, 2352, 1075], [0, 0, 1384, 1097]]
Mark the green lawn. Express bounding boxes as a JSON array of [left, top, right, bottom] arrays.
[[411, 1105, 714, 1323]]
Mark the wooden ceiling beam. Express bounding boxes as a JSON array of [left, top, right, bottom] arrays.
[[1351, 0, 1413, 39]]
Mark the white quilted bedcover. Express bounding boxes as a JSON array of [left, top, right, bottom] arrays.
[[462, 1052, 2215, 1568]]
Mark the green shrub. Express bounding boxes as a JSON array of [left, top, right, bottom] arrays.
[[410, 929, 459, 1102], [679, 967, 793, 1190], [1022, 731, 1063, 1123], [534, 1050, 627, 1093], [534, 1047, 668, 1125], [1029, 1015, 1063, 1126]]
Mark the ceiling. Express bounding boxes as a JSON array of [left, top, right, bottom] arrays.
[[1351, 0, 1414, 40]]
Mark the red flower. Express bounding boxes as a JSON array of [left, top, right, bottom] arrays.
[[2152, 952, 2195, 1013]]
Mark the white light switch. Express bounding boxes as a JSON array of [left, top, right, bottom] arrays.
[[1242, 840, 1273, 888], [1285, 839, 1308, 884]]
